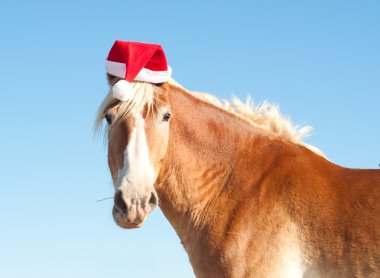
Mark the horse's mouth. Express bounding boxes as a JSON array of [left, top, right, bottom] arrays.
[[112, 206, 145, 229]]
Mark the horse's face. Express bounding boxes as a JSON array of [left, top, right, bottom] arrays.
[[104, 82, 171, 229]]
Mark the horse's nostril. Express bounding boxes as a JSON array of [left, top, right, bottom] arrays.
[[148, 191, 158, 208], [114, 190, 128, 214]]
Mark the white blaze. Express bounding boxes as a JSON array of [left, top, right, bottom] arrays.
[[117, 113, 155, 196]]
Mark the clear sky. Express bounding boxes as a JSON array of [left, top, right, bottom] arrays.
[[0, 0, 379, 277]]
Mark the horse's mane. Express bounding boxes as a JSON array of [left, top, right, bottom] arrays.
[[95, 79, 325, 157]]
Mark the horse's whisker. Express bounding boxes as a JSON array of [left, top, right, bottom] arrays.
[[96, 196, 114, 202]]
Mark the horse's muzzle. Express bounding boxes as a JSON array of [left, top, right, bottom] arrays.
[[112, 189, 158, 229]]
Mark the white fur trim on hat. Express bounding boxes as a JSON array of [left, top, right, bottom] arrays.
[[106, 60, 126, 79], [112, 80, 133, 101], [135, 66, 172, 83], [105, 60, 172, 83]]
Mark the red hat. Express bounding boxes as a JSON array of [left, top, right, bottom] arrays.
[[105, 40, 172, 101]]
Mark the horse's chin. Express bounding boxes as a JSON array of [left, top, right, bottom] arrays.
[[116, 221, 143, 229]]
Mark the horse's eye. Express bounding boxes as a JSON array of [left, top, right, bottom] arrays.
[[105, 114, 112, 125], [163, 112, 171, 122]]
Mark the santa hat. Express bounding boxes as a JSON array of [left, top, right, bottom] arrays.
[[105, 40, 172, 101]]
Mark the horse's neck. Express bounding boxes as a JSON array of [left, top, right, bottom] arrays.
[[154, 86, 380, 277], [155, 85, 274, 251]]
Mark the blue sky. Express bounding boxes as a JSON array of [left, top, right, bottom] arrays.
[[0, 0, 379, 277]]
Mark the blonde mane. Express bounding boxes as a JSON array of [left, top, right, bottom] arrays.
[[95, 79, 325, 157]]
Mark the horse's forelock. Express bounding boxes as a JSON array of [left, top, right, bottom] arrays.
[[94, 81, 158, 136]]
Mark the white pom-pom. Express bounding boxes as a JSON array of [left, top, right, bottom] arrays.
[[112, 80, 133, 101]]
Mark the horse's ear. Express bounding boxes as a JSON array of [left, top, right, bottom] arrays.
[[107, 73, 118, 86], [156, 82, 170, 95]]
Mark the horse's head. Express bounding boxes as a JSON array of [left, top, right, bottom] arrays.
[[96, 75, 171, 228]]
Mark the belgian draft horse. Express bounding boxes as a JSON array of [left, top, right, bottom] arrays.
[[95, 76, 380, 278]]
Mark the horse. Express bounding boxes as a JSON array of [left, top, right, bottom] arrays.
[[95, 74, 380, 278]]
